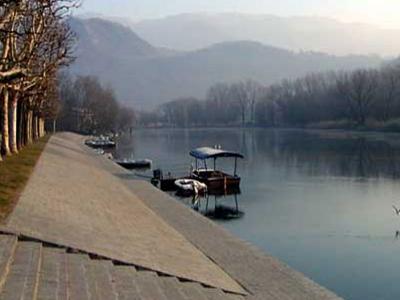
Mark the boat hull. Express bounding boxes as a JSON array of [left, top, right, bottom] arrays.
[[191, 171, 241, 191], [115, 161, 151, 170]]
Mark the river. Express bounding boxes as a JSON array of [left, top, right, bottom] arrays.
[[116, 128, 400, 300]]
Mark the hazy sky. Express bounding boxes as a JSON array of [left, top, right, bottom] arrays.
[[79, 0, 400, 29]]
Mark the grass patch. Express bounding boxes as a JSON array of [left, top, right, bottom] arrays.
[[0, 136, 49, 222]]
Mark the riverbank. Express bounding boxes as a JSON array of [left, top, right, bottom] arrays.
[[136, 119, 400, 133], [0, 132, 342, 299], [0, 136, 49, 222]]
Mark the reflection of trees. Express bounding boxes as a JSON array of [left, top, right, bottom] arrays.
[[253, 130, 400, 179]]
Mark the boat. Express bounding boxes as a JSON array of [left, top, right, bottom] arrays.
[[85, 136, 116, 149], [174, 179, 207, 196], [114, 158, 152, 170], [189, 147, 244, 191]]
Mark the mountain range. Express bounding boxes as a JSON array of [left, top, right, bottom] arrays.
[[69, 17, 384, 110], [132, 13, 400, 57]]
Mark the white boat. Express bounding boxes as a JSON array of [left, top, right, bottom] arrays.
[[174, 179, 208, 196], [85, 136, 116, 149]]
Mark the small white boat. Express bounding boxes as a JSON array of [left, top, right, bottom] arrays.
[[174, 179, 207, 196], [85, 136, 116, 149]]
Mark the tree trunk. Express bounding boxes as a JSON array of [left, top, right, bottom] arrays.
[[1, 88, 11, 156], [34, 114, 39, 141], [33, 115, 37, 140], [39, 118, 45, 137], [10, 94, 18, 154], [53, 119, 56, 133], [17, 101, 22, 149], [26, 110, 33, 144], [17, 101, 25, 149]]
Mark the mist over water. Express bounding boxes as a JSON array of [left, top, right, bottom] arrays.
[[116, 128, 400, 300]]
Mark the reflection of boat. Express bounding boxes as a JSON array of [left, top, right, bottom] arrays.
[[204, 205, 244, 220], [114, 159, 152, 170], [189, 147, 244, 190], [174, 179, 207, 196], [203, 193, 244, 221]]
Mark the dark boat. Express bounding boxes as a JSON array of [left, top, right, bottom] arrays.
[[114, 159, 152, 170], [189, 147, 244, 190]]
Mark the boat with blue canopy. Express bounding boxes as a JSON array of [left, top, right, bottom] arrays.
[[189, 147, 244, 190]]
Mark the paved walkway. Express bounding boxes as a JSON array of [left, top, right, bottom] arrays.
[[2, 133, 245, 294]]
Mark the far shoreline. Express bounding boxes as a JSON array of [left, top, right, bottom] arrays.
[[131, 125, 400, 135]]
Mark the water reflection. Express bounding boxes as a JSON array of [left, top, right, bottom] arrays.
[[176, 191, 244, 221], [248, 130, 400, 179]]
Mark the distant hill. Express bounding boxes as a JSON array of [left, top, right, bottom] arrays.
[[69, 18, 383, 110], [132, 13, 400, 57]]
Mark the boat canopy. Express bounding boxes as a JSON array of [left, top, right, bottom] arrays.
[[190, 147, 244, 160]]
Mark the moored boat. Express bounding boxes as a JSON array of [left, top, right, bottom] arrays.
[[114, 158, 152, 169], [189, 147, 244, 191], [85, 136, 116, 149]]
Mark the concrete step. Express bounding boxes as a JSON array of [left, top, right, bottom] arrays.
[[0, 235, 246, 300], [37, 247, 68, 300], [181, 282, 210, 300], [112, 265, 141, 300], [159, 276, 189, 300], [85, 259, 118, 300], [65, 253, 91, 300], [0, 235, 17, 291], [0, 241, 42, 300], [134, 270, 168, 300]]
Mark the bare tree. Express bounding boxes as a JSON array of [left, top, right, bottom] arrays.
[[0, 0, 78, 158], [374, 65, 400, 121], [230, 80, 263, 126], [336, 69, 378, 126], [206, 82, 237, 124]]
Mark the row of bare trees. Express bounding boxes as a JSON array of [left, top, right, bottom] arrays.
[[257, 65, 400, 127], [58, 74, 136, 134], [0, 0, 77, 161], [147, 63, 400, 129], [155, 80, 264, 127]]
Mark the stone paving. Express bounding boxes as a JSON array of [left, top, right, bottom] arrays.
[[0, 234, 245, 300], [3, 133, 245, 294]]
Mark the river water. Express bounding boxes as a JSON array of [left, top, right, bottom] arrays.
[[116, 128, 400, 300]]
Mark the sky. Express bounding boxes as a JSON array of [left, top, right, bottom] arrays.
[[78, 0, 400, 29]]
